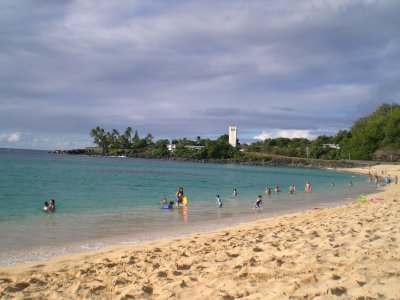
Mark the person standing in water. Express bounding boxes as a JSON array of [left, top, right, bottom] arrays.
[[289, 184, 295, 194], [255, 195, 262, 210], [233, 188, 238, 196], [265, 187, 271, 196], [175, 186, 184, 206], [216, 195, 223, 208], [305, 181, 312, 192], [49, 199, 56, 212]]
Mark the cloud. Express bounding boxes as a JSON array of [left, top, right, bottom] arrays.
[[253, 130, 316, 141], [0, 132, 21, 142], [0, 0, 400, 149]]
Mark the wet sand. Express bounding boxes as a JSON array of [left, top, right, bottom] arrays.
[[0, 164, 399, 299]]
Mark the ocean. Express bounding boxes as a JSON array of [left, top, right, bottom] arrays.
[[0, 148, 377, 267]]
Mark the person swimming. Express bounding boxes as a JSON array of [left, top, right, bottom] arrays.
[[274, 186, 281, 193], [49, 199, 56, 212], [233, 188, 237, 196], [43, 201, 49, 212], [265, 187, 271, 196], [162, 201, 174, 209]]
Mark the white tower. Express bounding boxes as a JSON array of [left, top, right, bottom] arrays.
[[229, 125, 237, 147]]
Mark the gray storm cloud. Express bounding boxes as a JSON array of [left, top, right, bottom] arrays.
[[0, 0, 399, 149]]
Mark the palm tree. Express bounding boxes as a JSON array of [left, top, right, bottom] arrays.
[[90, 127, 107, 155], [133, 130, 140, 147], [121, 127, 133, 149], [111, 129, 120, 147], [145, 133, 154, 146]]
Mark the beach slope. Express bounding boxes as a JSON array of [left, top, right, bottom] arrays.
[[1, 165, 399, 299]]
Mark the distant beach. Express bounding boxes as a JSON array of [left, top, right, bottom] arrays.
[[0, 164, 399, 299]]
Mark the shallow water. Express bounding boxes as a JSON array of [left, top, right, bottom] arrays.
[[0, 148, 376, 266]]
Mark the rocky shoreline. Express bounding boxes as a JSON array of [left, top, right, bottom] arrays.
[[165, 155, 374, 169], [52, 149, 377, 169]]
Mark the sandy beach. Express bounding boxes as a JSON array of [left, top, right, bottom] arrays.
[[1, 165, 399, 299]]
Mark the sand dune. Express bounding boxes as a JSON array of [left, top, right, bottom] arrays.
[[0, 165, 399, 299]]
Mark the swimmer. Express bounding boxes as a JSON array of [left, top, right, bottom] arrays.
[[163, 201, 174, 209], [289, 184, 295, 194], [43, 201, 49, 212], [49, 199, 56, 212], [255, 195, 262, 210], [349, 181, 353, 186], [274, 186, 281, 193], [265, 187, 271, 196], [305, 181, 312, 192], [216, 195, 223, 208], [161, 197, 167, 204], [233, 188, 238, 196]]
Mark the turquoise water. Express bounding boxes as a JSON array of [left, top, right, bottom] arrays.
[[0, 148, 376, 266]]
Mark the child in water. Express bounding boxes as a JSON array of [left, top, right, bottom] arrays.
[[255, 195, 262, 210], [43, 201, 49, 212], [163, 201, 174, 209], [216, 195, 223, 208]]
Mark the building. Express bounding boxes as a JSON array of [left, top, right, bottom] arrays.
[[185, 145, 205, 151], [229, 125, 237, 147], [166, 144, 205, 151], [167, 144, 176, 151], [323, 144, 340, 150]]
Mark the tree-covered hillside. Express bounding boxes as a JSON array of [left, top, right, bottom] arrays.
[[86, 103, 399, 161], [247, 103, 400, 161], [340, 103, 400, 160]]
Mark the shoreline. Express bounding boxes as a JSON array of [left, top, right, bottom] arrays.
[[1, 165, 399, 299], [51, 147, 384, 169], [0, 192, 361, 269], [0, 177, 373, 269]]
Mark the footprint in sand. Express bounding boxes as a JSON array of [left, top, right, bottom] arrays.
[[5, 282, 30, 293], [253, 247, 263, 252], [172, 271, 182, 276], [176, 264, 191, 271], [0, 278, 12, 284], [226, 252, 240, 258], [157, 271, 168, 278]]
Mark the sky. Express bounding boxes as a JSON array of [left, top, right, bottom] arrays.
[[1, 0, 399, 150]]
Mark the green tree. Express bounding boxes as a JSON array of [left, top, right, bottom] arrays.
[[145, 133, 154, 146], [133, 130, 140, 147], [153, 139, 170, 157], [90, 126, 109, 155]]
